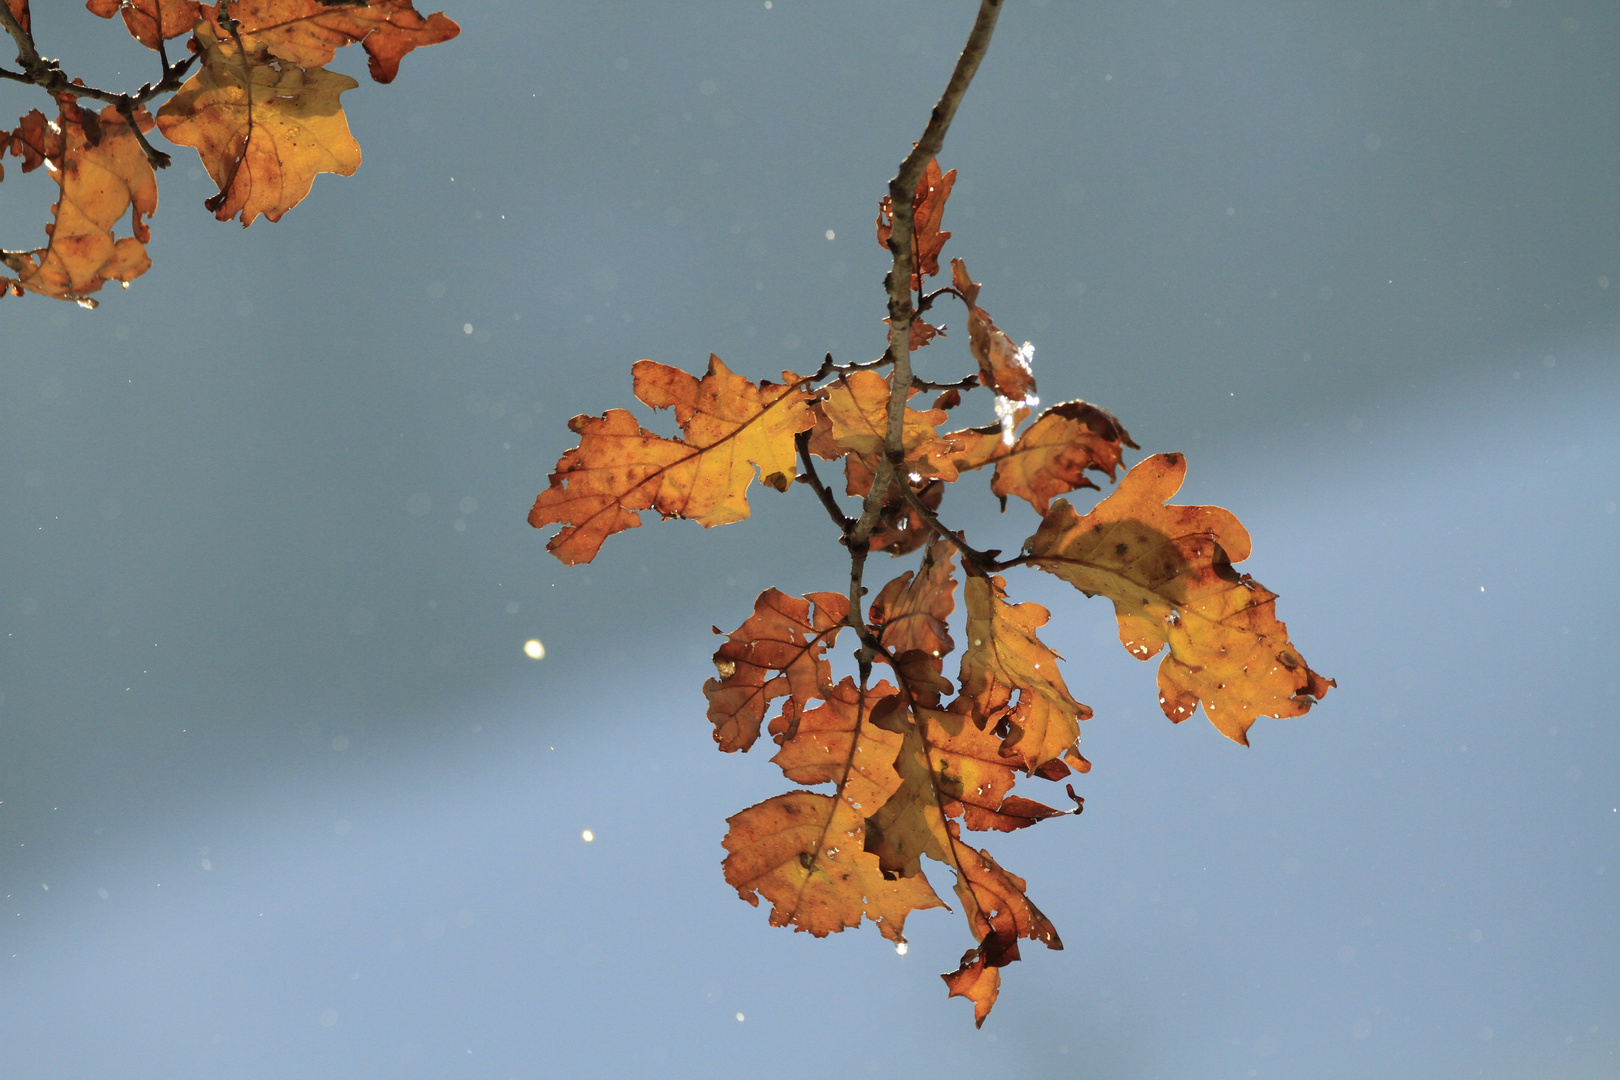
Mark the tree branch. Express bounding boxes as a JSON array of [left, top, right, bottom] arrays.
[[794, 431, 855, 534]]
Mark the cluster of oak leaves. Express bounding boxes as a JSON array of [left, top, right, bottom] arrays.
[[0, 0, 457, 303], [530, 159, 1334, 1025]]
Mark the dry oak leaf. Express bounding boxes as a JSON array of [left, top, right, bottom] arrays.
[[951, 258, 1038, 408], [156, 21, 361, 225], [5, 0, 28, 34], [877, 156, 955, 291], [958, 575, 1091, 770], [529, 356, 814, 565], [211, 0, 459, 84], [768, 677, 906, 815], [85, 0, 200, 49], [870, 538, 957, 659], [942, 950, 1001, 1028], [816, 370, 961, 490], [1, 102, 157, 303], [1027, 452, 1334, 745], [722, 792, 944, 943], [942, 399, 1136, 514], [703, 588, 849, 753], [4, 107, 59, 181], [917, 704, 1072, 834]]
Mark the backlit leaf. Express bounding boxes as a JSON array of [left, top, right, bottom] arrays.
[[1, 101, 157, 304], [85, 0, 199, 49], [877, 156, 954, 291], [722, 792, 944, 942], [704, 589, 849, 753], [769, 677, 905, 814], [869, 538, 957, 659], [951, 257, 1037, 410], [958, 575, 1091, 769], [1027, 452, 1334, 744], [156, 21, 361, 225], [214, 0, 460, 84], [529, 356, 814, 565]]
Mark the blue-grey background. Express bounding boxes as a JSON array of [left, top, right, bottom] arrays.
[[2, 1, 1617, 1077]]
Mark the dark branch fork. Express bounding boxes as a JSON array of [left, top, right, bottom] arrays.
[[1, 3, 199, 169]]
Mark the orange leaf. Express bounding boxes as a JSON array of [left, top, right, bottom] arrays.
[[876, 157, 955, 291], [958, 575, 1091, 769], [951, 258, 1038, 410], [989, 401, 1135, 513], [1027, 452, 1334, 745], [769, 677, 905, 815], [528, 357, 814, 565], [942, 951, 1000, 1027], [1, 102, 157, 304], [869, 539, 957, 660], [722, 792, 944, 942], [6, 0, 28, 34], [704, 589, 848, 753], [216, 0, 459, 84], [155, 21, 361, 225], [85, 0, 200, 49], [917, 705, 1071, 833]]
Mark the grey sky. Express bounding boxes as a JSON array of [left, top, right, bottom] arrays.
[[1, 2, 1616, 1076]]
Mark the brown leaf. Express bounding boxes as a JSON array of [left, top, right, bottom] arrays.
[[85, 0, 200, 49], [704, 589, 849, 753], [1, 101, 157, 304], [722, 792, 945, 942], [958, 575, 1091, 769], [528, 356, 814, 565], [876, 156, 955, 291], [951, 258, 1038, 408], [1027, 452, 1333, 744], [156, 21, 361, 225], [869, 538, 957, 659], [217, 0, 460, 84], [6, 0, 28, 34]]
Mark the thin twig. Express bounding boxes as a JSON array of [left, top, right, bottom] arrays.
[[911, 373, 978, 393], [895, 480, 1000, 570], [795, 431, 855, 534]]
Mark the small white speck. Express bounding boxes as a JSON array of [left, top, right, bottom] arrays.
[[824, 229, 835, 240], [463, 323, 473, 335], [736, 1012, 746, 1022], [524, 639, 546, 659], [895, 941, 909, 955], [582, 830, 594, 842]]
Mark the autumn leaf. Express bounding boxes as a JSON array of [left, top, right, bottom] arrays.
[[722, 792, 944, 942], [916, 704, 1074, 833], [870, 538, 957, 659], [769, 677, 906, 815], [214, 0, 460, 84], [1027, 452, 1334, 744], [951, 257, 1037, 411], [958, 575, 1091, 769], [877, 156, 954, 291], [1, 101, 158, 304], [85, 0, 200, 49], [529, 356, 814, 565], [6, 0, 28, 34], [156, 21, 361, 225], [704, 589, 849, 753], [945, 399, 1137, 514]]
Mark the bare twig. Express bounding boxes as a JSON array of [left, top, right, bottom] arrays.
[[794, 431, 856, 534], [895, 480, 1000, 571], [911, 372, 978, 393]]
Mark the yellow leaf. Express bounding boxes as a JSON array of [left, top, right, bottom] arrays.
[[216, 0, 459, 84], [1, 102, 157, 304], [156, 21, 361, 226], [1027, 452, 1334, 744], [722, 792, 944, 942]]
